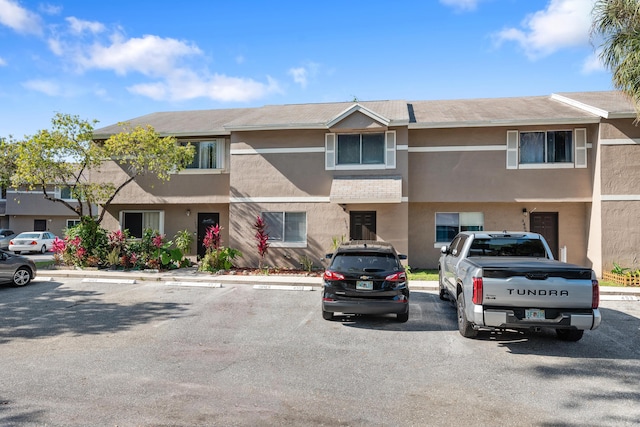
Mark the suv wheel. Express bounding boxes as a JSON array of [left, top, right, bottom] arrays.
[[322, 310, 333, 321], [397, 311, 409, 323]]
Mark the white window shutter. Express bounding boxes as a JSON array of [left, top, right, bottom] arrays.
[[385, 130, 396, 169], [325, 133, 336, 170], [217, 138, 225, 169], [506, 130, 519, 169], [574, 128, 587, 168]]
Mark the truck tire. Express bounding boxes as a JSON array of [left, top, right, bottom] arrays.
[[438, 270, 448, 301], [556, 329, 584, 342], [457, 292, 478, 338], [322, 310, 333, 321]]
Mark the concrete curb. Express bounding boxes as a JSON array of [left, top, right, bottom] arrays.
[[35, 268, 640, 296]]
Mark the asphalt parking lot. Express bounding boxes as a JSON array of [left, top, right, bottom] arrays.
[[1, 276, 639, 427]]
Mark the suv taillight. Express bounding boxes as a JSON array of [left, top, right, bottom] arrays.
[[323, 270, 345, 281], [385, 272, 406, 282], [472, 277, 483, 305]]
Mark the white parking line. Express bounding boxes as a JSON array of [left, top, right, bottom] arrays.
[[253, 284, 314, 291], [81, 278, 137, 284], [164, 281, 222, 288], [600, 295, 639, 301]]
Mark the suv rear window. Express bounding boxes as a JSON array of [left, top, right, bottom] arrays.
[[331, 252, 400, 273]]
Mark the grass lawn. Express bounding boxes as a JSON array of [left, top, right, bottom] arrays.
[[407, 269, 438, 281]]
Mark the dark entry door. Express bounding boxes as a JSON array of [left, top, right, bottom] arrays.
[[530, 212, 558, 259], [197, 212, 219, 258], [350, 211, 376, 241], [34, 219, 47, 231]]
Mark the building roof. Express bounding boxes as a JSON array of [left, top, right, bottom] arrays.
[[93, 91, 636, 137]]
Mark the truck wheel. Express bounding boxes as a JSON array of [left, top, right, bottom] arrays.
[[322, 310, 333, 321], [457, 292, 478, 338], [438, 270, 448, 301], [397, 311, 409, 323], [556, 329, 584, 342]]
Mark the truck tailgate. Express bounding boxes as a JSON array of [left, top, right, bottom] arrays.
[[479, 261, 595, 309]]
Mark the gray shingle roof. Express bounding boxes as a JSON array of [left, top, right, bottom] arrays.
[[93, 91, 635, 137]]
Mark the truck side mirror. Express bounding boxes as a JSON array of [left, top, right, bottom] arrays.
[[441, 245, 449, 255]]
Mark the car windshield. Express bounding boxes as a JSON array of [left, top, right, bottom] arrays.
[[468, 238, 547, 257], [331, 252, 398, 272], [18, 233, 41, 239]]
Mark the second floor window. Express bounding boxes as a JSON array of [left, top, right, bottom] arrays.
[[520, 131, 572, 164], [183, 139, 225, 169], [337, 133, 385, 165]]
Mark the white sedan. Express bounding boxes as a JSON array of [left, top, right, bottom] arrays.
[[9, 231, 57, 254]]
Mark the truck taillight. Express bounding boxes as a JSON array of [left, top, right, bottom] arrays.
[[472, 277, 483, 305], [592, 280, 600, 309]]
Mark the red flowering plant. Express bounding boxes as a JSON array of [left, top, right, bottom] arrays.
[[62, 235, 88, 267], [106, 229, 130, 269], [51, 237, 66, 265], [198, 224, 242, 272], [253, 215, 270, 270]]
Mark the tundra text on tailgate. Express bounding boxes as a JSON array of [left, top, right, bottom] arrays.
[[438, 232, 601, 341]]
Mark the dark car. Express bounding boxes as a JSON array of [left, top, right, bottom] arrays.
[[322, 241, 409, 322], [0, 249, 37, 286], [0, 229, 17, 250]]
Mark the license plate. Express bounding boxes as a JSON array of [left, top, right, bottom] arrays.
[[356, 280, 373, 290], [525, 309, 545, 320]]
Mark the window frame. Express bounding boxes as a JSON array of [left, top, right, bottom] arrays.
[[506, 128, 587, 169], [434, 212, 484, 247], [261, 211, 307, 248], [180, 138, 225, 172], [119, 210, 165, 239], [325, 130, 396, 170]]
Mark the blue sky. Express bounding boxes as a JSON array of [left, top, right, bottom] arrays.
[[0, 0, 613, 138]]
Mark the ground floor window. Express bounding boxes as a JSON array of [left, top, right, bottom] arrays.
[[66, 219, 81, 229], [120, 211, 163, 238], [262, 211, 306, 247], [435, 212, 484, 243]]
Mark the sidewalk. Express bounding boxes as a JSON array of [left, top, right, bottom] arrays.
[[36, 267, 640, 296]]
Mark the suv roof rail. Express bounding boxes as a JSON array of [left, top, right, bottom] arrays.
[[339, 240, 395, 249]]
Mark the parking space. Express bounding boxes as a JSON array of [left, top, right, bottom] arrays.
[[1, 278, 639, 426]]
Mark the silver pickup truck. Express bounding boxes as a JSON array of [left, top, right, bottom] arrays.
[[439, 231, 601, 341]]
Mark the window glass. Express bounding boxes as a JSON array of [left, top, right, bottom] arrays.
[[362, 133, 385, 164], [336, 133, 384, 165], [520, 131, 573, 164], [337, 134, 360, 164], [183, 140, 222, 169], [284, 212, 306, 242], [436, 212, 484, 242], [122, 211, 161, 238], [262, 211, 307, 243], [520, 132, 545, 164]]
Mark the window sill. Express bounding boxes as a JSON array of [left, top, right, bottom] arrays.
[[517, 163, 575, 169], [268, 241, 307, 248], [176, 168, 227, 175]]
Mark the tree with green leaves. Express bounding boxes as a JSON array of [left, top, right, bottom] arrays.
[[592, 0, 640, 114], [8, 112, 195, 224]]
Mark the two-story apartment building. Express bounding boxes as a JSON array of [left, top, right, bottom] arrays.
[[92, 91, 639, 276]]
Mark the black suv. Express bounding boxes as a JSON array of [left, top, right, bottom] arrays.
[[322, 241, 409, 322]]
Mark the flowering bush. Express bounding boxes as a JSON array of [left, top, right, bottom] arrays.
[[254, 215, 269, 268], [199, 224, 242, 272]]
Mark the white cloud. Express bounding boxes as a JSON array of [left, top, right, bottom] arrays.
[[22, 79, 61, 96], [440, 0, 481, 12], [66, 17, 106, 35], [0, 0, 43, 35], [0, 57, 6, 66], [39, 3, 62, 15], [494, 0, 596, 59], [76, 33, 202, 77], [128, 70, 281, 102], [582, 51, 605, 74], [288, 67, 308, 88]]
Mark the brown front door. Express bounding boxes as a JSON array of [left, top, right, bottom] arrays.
[[350, 211, 376, 241], [197, 212, 219, 258], [530, 212, 558, 259]]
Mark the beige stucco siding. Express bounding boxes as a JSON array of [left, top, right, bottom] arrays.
[[408, 202, 589, 269], [409, 126, 594, 202], [600, 145, 640, 195], [600, 201, 640, 271]]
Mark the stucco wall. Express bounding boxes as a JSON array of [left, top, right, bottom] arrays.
[[408, 202, 590, 269]]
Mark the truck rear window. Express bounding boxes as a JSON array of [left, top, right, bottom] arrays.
[[468, 238, 547, 257]]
